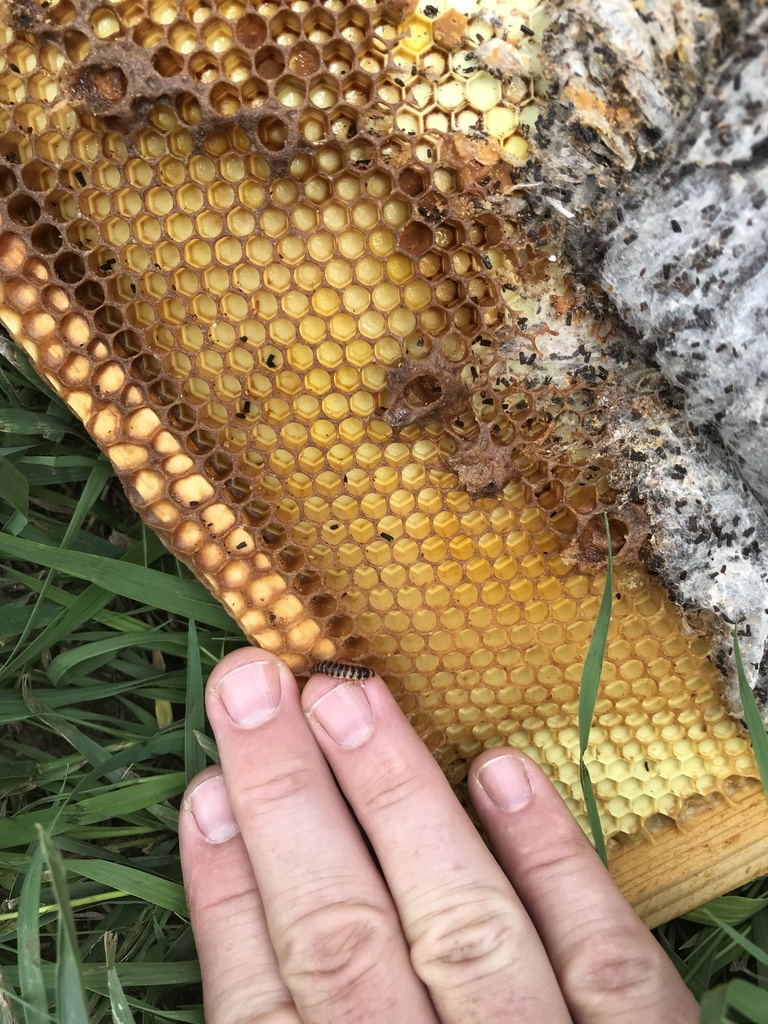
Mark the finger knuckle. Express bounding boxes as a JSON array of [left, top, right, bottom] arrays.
[[409, 888, 524, 988], [188, 880, 255, 922], [280, 902, 393, 1003], [235, 756, 316, 814], [355, 765, 430, 816], [512, 831, 594, 894], [562, 927, 661, 1007]]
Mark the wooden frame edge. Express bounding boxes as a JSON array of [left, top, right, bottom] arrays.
[[609, 780, 768, 928]]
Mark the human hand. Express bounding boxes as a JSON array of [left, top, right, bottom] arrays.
[[179, 649, 698, 1023]]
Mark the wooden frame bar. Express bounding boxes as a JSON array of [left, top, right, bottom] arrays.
[[610, 780, 768, 928]]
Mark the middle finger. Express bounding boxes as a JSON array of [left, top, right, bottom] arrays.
[[206, 648, 437, 1024], [304, 669, 573, 1024]]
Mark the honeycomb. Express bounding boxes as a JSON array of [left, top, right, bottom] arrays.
[[0, 0, 758, 841]]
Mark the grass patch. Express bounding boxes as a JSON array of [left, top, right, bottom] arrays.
[[1, 342, 768, 1020]]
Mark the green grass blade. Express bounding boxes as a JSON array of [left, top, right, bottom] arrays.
[[46, 631, 189, 685], [683, 943, 718, 1002], [685, 895, 768, 926], [0, 534, 237, 634], [4, 509, 27, 536], [56, 459, 114, 549], [701, 910, 768, 968], [185, 621, 206, 784], [701, 978, 768, 1024], [0, 774, 186, 848], [35, 830, 88, 1024], [577, 513, 613, 866], [103, 935, 135, 1024], [55, 936, 88, 1024], [698, 982, 730, 1024], [0, 455, 29, 526], [0, 409, 77, 441], [578, 515, 614, 751], [66, 861, 187, 916], [19, 457, 96, 487], [21, 678, 117, 780], [0, 534, 168, 682], [728, 978, 768, 1023], [0, 563, 149, 633], [579, 762, 608, 865], [192, 730, 219, 765], [0, 983, 19, 1024], [734, 630, 768, 800], [12, 450, 114, 660], [0, 675, 185, 725], [0, 336, 59, 395], [754, 907, 768, 989], [0, 962, 201, 991], [17, 848, 47, 1024]]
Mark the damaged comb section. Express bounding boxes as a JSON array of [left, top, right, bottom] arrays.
[[0, 0, 765, 849]]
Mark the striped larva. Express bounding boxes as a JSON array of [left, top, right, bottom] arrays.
[[310, 661, 372, 680]]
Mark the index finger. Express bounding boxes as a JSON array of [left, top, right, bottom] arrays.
[[205, 649, 438, 1024]]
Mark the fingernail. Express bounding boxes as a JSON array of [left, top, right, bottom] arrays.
[[215, 658, 282, 728], [308, 683, 373, 748], [186, 775, 239, 843], [476, 754, 533, 812]]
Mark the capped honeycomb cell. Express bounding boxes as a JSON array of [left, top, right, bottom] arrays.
[[0, 0, 763, 894]]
